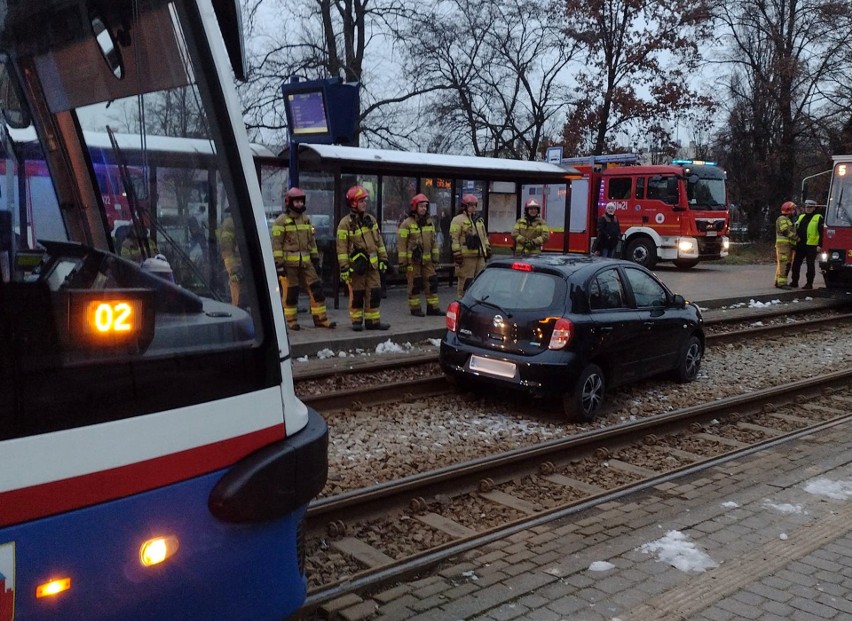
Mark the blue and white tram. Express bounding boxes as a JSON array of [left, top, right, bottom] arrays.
[[0, 1, 327, 620]]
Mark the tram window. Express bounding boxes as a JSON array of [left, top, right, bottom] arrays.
[[607, 178, 632, 201]]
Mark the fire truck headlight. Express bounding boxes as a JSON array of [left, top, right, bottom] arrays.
[[722, 238, 730, 251], [819, 251, 829, 262], [678, 238, 697, 254]]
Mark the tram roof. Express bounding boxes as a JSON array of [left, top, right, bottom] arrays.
[[6, 127, 276, 161], [278, 143, 580, 182]]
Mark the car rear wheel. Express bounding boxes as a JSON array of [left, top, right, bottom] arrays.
[[674, 335, 702, 382], [563, 363, 605, 421]]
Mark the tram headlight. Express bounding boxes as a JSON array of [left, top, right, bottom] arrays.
[[36, 577, 71, 598], [140, 535, 180, 567]]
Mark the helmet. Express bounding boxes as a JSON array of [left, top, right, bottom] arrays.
[[804, 199, 817, 209], [284, 187, 306, 212], [461, 193, 478, 211], [780, 201, 796, 215], [524, 198, 541, 216], [410, 193, 429, 212], [346, 185, 370, 208]]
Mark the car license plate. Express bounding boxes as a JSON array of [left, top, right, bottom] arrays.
[[706, 230, 717, 236], [468, 355, 517, 379]]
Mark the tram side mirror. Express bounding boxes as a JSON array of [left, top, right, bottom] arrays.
[[0, 55, 31, 129], [91, 14, 125, 80]]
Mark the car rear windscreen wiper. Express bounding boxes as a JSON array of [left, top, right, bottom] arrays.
[[472, 295, 512, 318]]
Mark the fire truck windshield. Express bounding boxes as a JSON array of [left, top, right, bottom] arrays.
[[686, 174, 727, 211]]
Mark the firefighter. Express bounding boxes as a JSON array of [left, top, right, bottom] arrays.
[[217, 208, 242, 305], [336, 185, 390, 331], [399, 193, 442, 316], [120, 225, 158, 263], [512, 198, 550, 256], [450, 193, 491, 297], [271, 187, 336, 331], [775, 200, 798, 289], [790, 199, 824, 290]]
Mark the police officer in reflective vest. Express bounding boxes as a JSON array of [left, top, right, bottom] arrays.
[[790, 200, 823, 290], [271, 187, 336, 331], [450, 193, 491, 297], [336, 185, 390, 331], [399, 193, 442, 316], [775, 201, 798, 289], [512, 198, 550, 256]]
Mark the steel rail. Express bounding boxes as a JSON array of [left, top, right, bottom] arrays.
[[300, 313, 852, 411], [299, 368, 852, 613]]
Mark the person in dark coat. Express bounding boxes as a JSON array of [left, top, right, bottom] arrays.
[[594, 202, 621, 257]]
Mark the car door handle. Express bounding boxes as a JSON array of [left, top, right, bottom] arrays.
[[643, 321, 655, 327], [598, 326, 614, 332]]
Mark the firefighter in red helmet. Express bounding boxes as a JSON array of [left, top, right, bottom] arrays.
[[775, 201, 799, 288], [336, 185, 390, 331], [512, 197, 550, 256], [271, 186, 335, 331], [450, 193, 491, 297], [398, 193, 442, 316]]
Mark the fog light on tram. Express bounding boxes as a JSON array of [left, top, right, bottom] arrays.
[[36, 577, 71, 598], [140, 535, 179, 567]]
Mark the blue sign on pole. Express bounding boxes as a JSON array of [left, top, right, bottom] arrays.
[[281, 76, 361, 187]]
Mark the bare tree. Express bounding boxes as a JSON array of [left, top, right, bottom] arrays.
[[714, 0, 852, 229], [236, 0, 437, 148], [405, 0, 578, 159], [561, 0, 715, 156]]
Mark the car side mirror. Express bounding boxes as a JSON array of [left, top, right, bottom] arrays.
[[672, 294, 686, 308]]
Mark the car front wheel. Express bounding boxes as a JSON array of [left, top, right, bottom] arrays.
[[674, 335, 703, 382], [564, 363, 605, 422]]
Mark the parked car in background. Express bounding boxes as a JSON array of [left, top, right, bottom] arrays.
[[439, 255, 704, 420]]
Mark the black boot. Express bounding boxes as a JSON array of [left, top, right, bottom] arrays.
[[426, 307, 444, 316], [410, 309, 425, 317], [351, 323, 363, 332]]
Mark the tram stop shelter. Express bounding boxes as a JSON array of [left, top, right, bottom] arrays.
[[256, 144, 580, 303]]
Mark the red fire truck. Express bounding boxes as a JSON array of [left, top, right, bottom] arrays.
[[559, 154, 730, 269]]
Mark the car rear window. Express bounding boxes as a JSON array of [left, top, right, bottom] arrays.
[[467, 267, 561, 310]]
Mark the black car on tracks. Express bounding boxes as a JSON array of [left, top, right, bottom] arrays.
[[439, 255, 704, 421]]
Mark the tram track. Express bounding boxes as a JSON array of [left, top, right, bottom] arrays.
[[298, 310, 852, 412], [297, 368, 852, 617]]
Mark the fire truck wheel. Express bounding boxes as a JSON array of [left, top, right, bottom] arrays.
[[625, 237, 657, 268], [673, 260, 699, 269]]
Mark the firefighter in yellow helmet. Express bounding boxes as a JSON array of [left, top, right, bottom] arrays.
[[336, 185, 390, 331], [398, 193, 442, 316], [775, 200, 798, 289], [450, 193, 490, 297], [271, 187, 336, 331], [217, 208, 242, 305], [512, 198, 550, 256]]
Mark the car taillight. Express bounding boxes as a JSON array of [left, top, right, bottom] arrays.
[[446, 301, 460, 332], [512, 262, 532, 271], [548, 317, 573, 349]]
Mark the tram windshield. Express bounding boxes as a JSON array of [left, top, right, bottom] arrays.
[[826, 162, 852, 227], [0, 0, 273, 439]]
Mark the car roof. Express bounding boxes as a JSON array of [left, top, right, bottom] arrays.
[[487, 254, 637, 280]]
